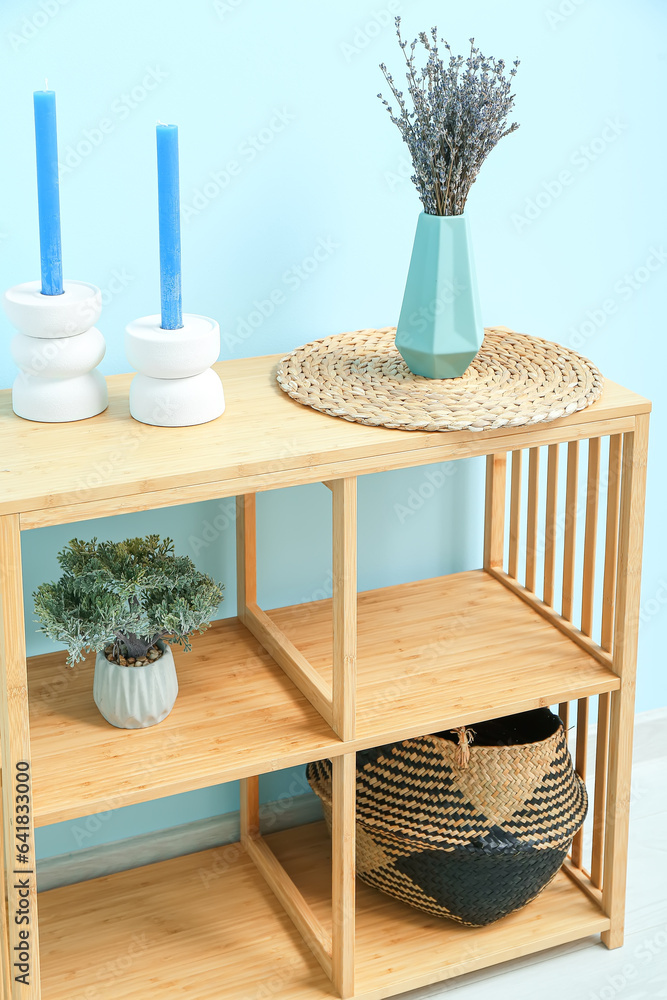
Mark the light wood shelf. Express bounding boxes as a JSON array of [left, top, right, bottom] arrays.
[[38, 821, 609, 1000], [28, 570, 618, 828], [0, 357, 649, 528], [269, 570, 620, 745], [0, 338, 650, 998]]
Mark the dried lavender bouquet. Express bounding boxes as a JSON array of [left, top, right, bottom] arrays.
[[379, 18, 519, 216]]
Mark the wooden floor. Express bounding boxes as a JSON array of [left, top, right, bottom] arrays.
[[27, 571, 618, 827]]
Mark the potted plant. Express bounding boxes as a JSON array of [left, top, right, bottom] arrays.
[[379, 19, 519, 378], [33, 535, 224, 729]]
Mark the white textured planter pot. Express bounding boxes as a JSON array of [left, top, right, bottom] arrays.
[[125, 313, 224, 427], [2, 279, 108, 422], [93, 643, 178, 730]]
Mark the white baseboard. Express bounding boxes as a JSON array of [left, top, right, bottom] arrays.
[[37, 707, 666, 894], [37, 793, 323, 892]]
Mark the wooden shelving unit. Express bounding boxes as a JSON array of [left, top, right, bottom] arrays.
[[0, 339, 650, 999]]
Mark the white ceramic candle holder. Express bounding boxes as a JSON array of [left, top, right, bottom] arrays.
[[125, 313, 225, 426], [3, 279, 108, 422]]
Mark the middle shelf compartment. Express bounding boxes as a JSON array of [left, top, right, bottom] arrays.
[[28, 569, 619, 828]]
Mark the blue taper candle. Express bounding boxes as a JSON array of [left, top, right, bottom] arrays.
[[33, 89, 63, 296], [156, 123, 183, 330]]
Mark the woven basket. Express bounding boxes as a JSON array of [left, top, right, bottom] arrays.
[[307, 709, 587, 926]]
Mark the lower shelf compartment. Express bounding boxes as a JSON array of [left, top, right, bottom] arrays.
[[39, 821, 610, 1000]]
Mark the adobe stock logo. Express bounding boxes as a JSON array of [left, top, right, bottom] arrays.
[[7, 0, 73, 51], [182, 109, 295, 222], [567, 247, 667, 351], [511, 118, 626, 232], [223, 236, 340, 351], [339, 2, 401, 63], [213, 0, 246, 17], [545, 0, 589, 30], [58, 67, 169, 178]]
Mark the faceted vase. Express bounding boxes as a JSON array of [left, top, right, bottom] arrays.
[[395, 212, 484, 379]]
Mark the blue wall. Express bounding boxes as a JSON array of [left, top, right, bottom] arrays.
[[1, 0, 665, 859]]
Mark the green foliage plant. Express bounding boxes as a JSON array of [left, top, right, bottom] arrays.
[[33, 535, 224, 666]]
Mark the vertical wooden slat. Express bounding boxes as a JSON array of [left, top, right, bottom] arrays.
[[0, 515, 41, 999], [582, 438, 604, 885], [591, 691, 610, 888], [236, 493, 257, 622], [240, 775, 260, 844], [602, 415, 649, 949], [483, 453, 507, 570], [508, 450, 522, 579], [331, 478, 357, 741], [571, 697, 590, 868], [581, 438, 601, 637], [543, 444, 559, 607], [558, 701, 570, 731], [561, 441, 579, 621], [601, 436, 623, 652], [525, 448, 540, 591], [332, 753, 356, 998]]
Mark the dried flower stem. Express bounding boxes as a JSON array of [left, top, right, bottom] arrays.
[[379, 18, 519, 216]]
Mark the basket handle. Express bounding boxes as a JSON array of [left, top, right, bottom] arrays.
[[453, 726, 475, 768]]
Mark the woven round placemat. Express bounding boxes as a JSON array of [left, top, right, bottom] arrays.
[[276, 326, 603, 432]]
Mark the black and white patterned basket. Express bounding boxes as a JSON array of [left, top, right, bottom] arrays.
[[307, 709, 587, 926]]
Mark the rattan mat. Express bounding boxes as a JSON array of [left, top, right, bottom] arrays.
[[276, 326, 603, 432]]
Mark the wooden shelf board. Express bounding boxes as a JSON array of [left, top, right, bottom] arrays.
[[269, 569, 620, 744], [38, 821, 609, 1000], [0, 341, 649, 522], [29, 616, 341, 828], [29, 570, 618, 827]]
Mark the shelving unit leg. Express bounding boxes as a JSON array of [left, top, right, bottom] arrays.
[[236, 492, 257, 612], [332, 753, 356, 999], [331, 478, 357, 742], [0, 514, 41, 998], [602, 415, 649, 948], [592, 436, 623, 890], [240, 774, 259, 841], [483, 453, 507, 570]]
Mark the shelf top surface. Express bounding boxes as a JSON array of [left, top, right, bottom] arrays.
[[29, 571, 618, 827], [0, 330, 651, 519]]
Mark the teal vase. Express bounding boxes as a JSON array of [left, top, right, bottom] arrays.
[[395, 212, 484, 379]]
